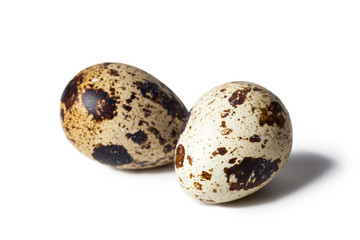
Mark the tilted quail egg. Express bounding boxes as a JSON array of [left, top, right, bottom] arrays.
[[175, 81, 292, 203], [60, 63, 188, 169]]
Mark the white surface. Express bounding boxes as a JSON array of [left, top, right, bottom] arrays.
[[0, 1, 359, 239]]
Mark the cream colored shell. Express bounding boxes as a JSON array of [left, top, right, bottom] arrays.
[[60, 63, 187, 169], [175, 81, 292, 203]]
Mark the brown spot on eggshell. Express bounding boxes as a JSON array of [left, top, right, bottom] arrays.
[[170, 129, 177, 138], [138, 120, 148, 126], [259, 101, 285, 128], [142, 144, 151, 149], [229, 148, 237, 154], [246, 158, 281, 189], [102, 62, 112, 67], [261, 139, 268, 149], [109, 69, 120, 76], [134, 80, 187, 121], [212, 147, 228, 156], [223, 157, 281, 191], [218, 147, 227, 156], [201, 171, 212, 181], [61, 73, 83, 110], [92, 144, 133, 166], [187, 155, 193, 165], [228, 157, 237, 164], [249, 134, 261, 142], [125, 130, 148, 144], [60, 109, 65, 122], [221, 109, 231, 118], [194, 182, 203, 190], [150, 127, 167, 145], [122, 104, 132, 111], [228, 87, 251, 108], [253, 87, 262, 91], [175, 144, 185, 168], [142, 108, 151, 117], [163, 144, 173, 153], [126, 92, 137, 103], [207, 99, 216, 105], [82, 88, 117, 122], [221, 128, 233, 135], [238, 136, 249, 141]]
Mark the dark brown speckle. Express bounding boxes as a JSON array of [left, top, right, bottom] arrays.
[[109, 69, 120, 76], [262, 139, 268, 149], [138, 120, 146, 126], [82, 88, 117, 122], [142, 108, 151, 117], [228, 87, 251, 108], [259, 101, 285, 128], [150, 127, 167, 145], [221, 109, 231, 118], [201, 171, 212, 181], [61, 73, 84, 110], [122, 104, 132, 111], [102, 63, 112, 67], [207, 99, 216, 105], [134, 80, 188, 120], [187, 155, 193, 165], [163, 144, 173, 153], [228, 157, 237, 164], [221, 128, 233, 135], [126, 92, 137, 103], [92, 144, 133, 166], [220, 121, 226, 128], [224, 157, 281, 191], [249, 134, 261, 142], [175, 144, 185, 168], [125, 130, 148, 144], [212, 147, 228, 156], [194, 182, 203, 190], [60, 109, 65, 122]]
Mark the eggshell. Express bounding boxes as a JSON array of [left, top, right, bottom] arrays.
[[60, 63, 187, 169], [175, 81, 292, 203]]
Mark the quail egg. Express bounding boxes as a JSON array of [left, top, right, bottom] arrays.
[[60, 63, 188, 169], [175, 81, 292, 203]]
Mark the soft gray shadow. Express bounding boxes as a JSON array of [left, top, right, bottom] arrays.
[[111, 162, 175, 174], [220, 151, 336, 207]]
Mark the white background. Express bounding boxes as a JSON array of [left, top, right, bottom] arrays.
[[0, 1, 359, 239]]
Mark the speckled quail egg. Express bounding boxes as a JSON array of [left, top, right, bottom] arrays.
[[60, 63, 188, 169], [175, 81, 292, 203]]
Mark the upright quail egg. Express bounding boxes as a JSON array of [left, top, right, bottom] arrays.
[[60, 63, 187, 169], [175, 81, 292, 203]]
